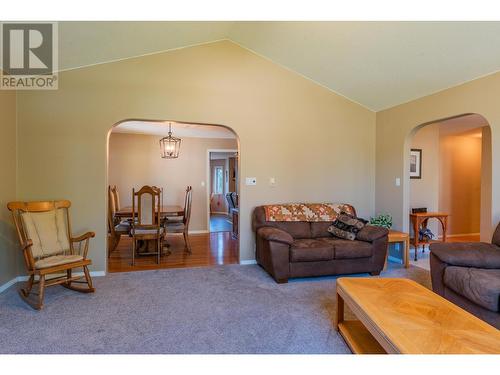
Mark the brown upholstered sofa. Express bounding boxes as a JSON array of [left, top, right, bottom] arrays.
[[252, 205, 389, 283], [430, 224, 500, 329]]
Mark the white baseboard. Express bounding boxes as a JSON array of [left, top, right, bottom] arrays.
[[0, 270, 106, 294], [188, 230, 209, 234], [0, 277, 19, 294], [211, 211, 229, 215], [239, 260, 257, 265]]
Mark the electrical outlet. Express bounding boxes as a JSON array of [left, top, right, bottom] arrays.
[[245, 177, 257, 186], [269, 177, 276, 186]]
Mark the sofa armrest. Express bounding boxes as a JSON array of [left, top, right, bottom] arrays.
[[356, 225, 388, 243], [257, 226, 294, 245], [430, 242, 500, 269]]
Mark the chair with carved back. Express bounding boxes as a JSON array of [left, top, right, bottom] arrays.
[[165, 186, 193, 254], [110, 185, 121, 210], [7, 200, 95, 310], [108, 186, 130, 257], [131, 185, 165, 265]]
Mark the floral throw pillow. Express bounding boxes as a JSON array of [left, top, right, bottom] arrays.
[[328, 211, 368, 241]]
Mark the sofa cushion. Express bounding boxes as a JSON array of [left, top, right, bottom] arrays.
[[310, 222, 332, 238], [444, 267, 500, 312], [328, 212, 368, 241], [272, 222, 311, 239], [319, 238, 373, 259], [290, 239, 334, 262], [356, 225, 389, 242]]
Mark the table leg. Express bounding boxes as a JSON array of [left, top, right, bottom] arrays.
[[335, 292, 344, 331], [442, 216, 448, 243], [413, 217, 420, 261], [404, 237, 410, 268]]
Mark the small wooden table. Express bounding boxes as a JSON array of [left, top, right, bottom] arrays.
[[410, 212, 449, 261], [335, 278, 500, 354], [115, 205, 184, 219], [387, 230, 410, 269]]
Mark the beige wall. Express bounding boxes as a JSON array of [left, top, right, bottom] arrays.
[[0, 90, 19, 285], [376, 72, 499, 242], [108, 133, 237, 232], [410, 124, 440, 235], [439, 132, 482, 235], [16, 40, 376, 272]]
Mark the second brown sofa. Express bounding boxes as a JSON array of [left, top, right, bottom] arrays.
[[253, 205, 388, 283]]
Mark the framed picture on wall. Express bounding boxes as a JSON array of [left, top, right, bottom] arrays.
[[410, 149, 422, 179]]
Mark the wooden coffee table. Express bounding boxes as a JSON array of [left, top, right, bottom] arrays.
[[334, 277, 500, 354]]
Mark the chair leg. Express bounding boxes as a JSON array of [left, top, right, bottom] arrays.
[[183, 231, 192, 254], [132, 238, 136, 266], [108, 234, 120, 258], [157, 238, 160, 264], [62, 266, 95, 293], [18, 274, 45, 310], [37, 275, 45, 310], [66, 269, 72, 287], [83, 265, 95, 291], [20, 275, 35, 298]]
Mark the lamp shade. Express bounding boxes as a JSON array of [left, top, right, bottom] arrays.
[[160, 123, 181, 159]]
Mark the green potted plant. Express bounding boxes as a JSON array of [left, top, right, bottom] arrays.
[[369, 213, 392, 229]]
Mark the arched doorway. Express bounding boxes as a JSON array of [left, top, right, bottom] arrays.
[[403, 113, 492, 266], [105, 119, 241, 272]]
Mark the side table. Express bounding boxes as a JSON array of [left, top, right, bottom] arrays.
[[386, 230, 410, 269]]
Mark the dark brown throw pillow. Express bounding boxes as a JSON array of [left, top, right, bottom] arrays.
[[328, 211, 368, 241]]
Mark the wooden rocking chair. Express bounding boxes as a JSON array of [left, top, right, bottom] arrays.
[[7, 200, 95, 310]]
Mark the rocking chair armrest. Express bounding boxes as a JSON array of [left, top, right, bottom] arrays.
[[71, 232, 94, 259], [71, 231, 95, 242]]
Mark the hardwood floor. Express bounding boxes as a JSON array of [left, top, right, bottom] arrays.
[[209, 213, 232, 232], [108, 232, 239, 273]]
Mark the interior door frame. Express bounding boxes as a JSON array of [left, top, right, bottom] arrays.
[[206, 148, 238, 232]]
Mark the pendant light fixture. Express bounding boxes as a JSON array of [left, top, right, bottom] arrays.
[[160, 122, 181, 159]]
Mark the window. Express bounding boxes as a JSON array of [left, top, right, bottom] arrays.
[[214, 166, 224, 194]]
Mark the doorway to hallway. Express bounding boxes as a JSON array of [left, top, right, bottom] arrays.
[[208, 150, 238, 237]]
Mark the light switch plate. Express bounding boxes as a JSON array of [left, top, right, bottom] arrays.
[[395, 177, 401, 186], [245, 177, 257, 186]]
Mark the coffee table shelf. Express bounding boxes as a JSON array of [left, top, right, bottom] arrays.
[[337, 321, 386, 354]]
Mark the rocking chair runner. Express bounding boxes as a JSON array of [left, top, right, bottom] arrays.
[[7, 200, 95, 310]]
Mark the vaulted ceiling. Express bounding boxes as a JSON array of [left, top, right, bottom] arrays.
[[59, 21, 500, 111]]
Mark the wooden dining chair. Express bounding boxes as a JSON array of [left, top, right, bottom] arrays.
[[108, 186, 130, 257], [131, 185, 165, 265], [165, 186, 193, 254], [7, 200, 95, 310], [110, 185, 121, 211]]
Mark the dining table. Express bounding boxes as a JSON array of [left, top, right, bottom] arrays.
[[115, 205, 184, 219], [115, 205, 185, 256]]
